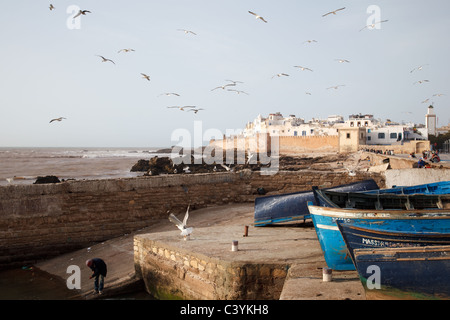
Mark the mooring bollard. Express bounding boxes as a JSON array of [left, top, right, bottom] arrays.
[[232, 240, 239, 251], [323, 267, 332, 281], [243, 225, 249, 237]]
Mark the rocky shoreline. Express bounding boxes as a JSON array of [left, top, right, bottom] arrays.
[[130, 152, 357, 176]]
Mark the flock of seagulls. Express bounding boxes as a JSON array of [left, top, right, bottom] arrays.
[[44, 4, 445, 135]]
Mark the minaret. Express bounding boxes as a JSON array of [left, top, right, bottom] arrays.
[[425, 105, 437, 136]]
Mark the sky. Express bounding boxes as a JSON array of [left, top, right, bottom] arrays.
[[0, 1, 449, 148]]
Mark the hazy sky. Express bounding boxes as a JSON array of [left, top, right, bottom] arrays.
[[1, 1, 449, 148]]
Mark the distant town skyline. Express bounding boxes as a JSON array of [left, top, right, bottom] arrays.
[[0, 1, 449, 147]]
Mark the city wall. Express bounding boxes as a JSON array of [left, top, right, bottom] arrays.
[[209, 134, 339, 154], [0, 170, 384, 269]]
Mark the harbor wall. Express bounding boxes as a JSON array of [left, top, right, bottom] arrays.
[[0, 170, 384, 269]]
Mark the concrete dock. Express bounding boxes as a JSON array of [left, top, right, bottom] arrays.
[[35, 203, 365, 300]]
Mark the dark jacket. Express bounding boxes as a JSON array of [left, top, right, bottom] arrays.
[[89, 258, 107, 277]]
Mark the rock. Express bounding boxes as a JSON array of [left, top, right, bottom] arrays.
[[34, 175, 61, 184], [130, 152, 356, 176], [130, 159, 151, 172]]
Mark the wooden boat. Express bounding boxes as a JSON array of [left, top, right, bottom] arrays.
[[336, 221, 450, 263], [307, 203, 450, 270], [313, 188, 450, 210], [362, 181, 450, 195], [353, 245, 450, 300], [253, 179, 379, 227]]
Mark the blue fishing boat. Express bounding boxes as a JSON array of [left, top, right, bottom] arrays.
[[253, 179, 379, 226], [307, 203, 450, 270], [336, 221, 450, 263], [353, 245, 450, 300], [313, 188, 450, 210], [362, 180, 450, 195]]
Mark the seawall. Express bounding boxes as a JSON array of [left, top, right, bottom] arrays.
[[0, 170, 384, 270]]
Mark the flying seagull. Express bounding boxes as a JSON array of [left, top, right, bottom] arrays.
[[327, 85, 345, 90], [211, 83, 236, 91], [188, 108, 204, 114], [158, 92, 180, 97], [294, 66, 313, 72], [335, 59, 350, 63], [167, 106, 195, 111], [97, 55, 115, 64], [226, 79, 244, 85], [414, 80, 430, 85], [410, 64, 429, 73], [49, 4, 55, 10], [168, 205, 193, 239], [49, 117, 66, 123], [178, 29, 197, 35], [322, 7, 345, 17], [227, 89, 249, 95], [272, 73, 289, 79], [303, 40, 318, 44], [141, 73, 150, 81], [73, 10, 91, 19], [248, 11, 268, 23], [433, 93, 445, 97], [360, 20, 389, 31], [118, 48, 135, 53]]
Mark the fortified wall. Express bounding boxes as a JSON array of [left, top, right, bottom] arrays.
[[0, 170, 384, 269], [209, 134, 339, 154]]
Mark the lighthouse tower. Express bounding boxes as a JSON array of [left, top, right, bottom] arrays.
[[425, 105, 437, 136]]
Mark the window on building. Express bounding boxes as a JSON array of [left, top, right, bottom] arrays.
[[368, 136, 371, 141], [364, 121, 369, 126], [350, 122, 354, 127], [390, 133, 397, 139], [378, 133, 385, 139], [346, 133, 351, 139], [302, 131, 306, 136]]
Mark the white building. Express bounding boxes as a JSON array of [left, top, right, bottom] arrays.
[[242, 110, 428, 145], [243, 112, 341, 138]]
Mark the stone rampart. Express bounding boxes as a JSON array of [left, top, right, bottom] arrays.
[[0, 171, 384, 269]]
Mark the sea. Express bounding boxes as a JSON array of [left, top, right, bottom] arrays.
[[0, 147, 172, 186]]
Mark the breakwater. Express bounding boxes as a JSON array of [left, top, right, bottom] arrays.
[[0, 170, 384, 269]]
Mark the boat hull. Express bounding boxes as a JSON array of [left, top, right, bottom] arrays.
[[354, 245, 450, 300], [336, 222, 450, 263], [253, 179, 379, 227], [308, 204, 450, 270]]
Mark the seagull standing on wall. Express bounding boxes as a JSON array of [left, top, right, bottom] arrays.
[[168, 205, 193, 239]]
